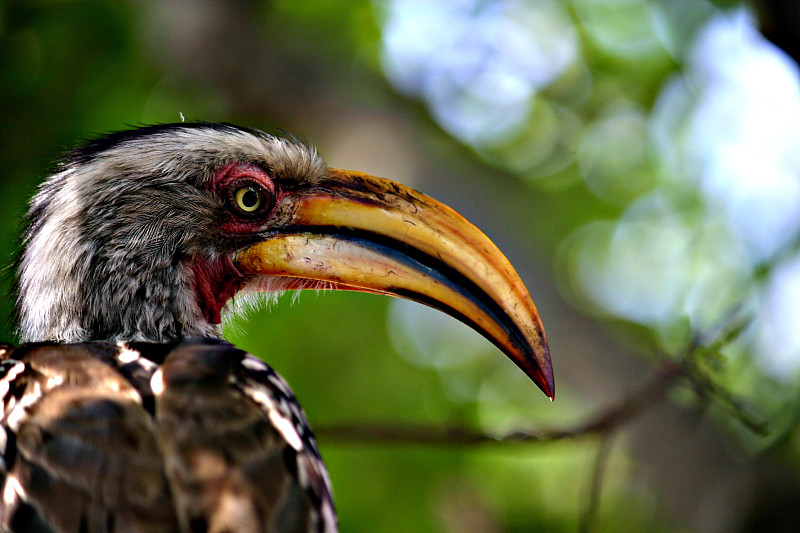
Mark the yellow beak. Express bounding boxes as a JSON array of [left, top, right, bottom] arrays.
[[235, 169, 554, 399]]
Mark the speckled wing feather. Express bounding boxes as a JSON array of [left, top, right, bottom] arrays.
[[152, 339, 336, 533], [0, 343, 177, 533], [0, 340, 337, 533]]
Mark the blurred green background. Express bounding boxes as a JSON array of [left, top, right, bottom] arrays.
[[2, 0, 800, 531]]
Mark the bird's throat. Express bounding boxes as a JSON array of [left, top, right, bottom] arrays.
[[189, 255, 246, 325]]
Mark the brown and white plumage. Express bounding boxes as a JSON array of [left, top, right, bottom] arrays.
[[0, 123, 553, 532], [0, 340, 334, 532]]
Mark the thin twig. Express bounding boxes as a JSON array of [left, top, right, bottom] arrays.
[[579, 431, 616, 533], [316, 359, 687, 445], [315, 314, 769, 533], [316, 347, 767, 445]]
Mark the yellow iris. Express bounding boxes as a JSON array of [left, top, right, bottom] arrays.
[[235, 186, 263, 212]]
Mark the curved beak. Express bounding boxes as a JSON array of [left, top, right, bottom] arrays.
[[235, 169, 554, 399]]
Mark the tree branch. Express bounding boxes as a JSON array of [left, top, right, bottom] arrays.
[[316, 316, 768, 446], [316, 357, 687, 445], [580, 431, 616, 533]]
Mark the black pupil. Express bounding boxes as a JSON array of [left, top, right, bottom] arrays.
[[242, 188, 260, 208]]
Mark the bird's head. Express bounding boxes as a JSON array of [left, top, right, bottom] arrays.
[[17, 123, 554, 398]]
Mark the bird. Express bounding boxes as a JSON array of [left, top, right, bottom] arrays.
[[0, 122, 553, 533]]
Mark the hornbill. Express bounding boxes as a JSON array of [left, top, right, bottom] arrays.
[[0, 123, 553, 533]]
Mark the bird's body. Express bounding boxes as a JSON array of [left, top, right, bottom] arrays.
[[0, 123, 553, 532], [0, 340, 334, 533]]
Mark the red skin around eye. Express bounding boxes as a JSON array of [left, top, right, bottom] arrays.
[[189, 161, 284, 324], [209, 161, 283, 235]]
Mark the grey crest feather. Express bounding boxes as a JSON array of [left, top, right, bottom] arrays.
[[17, 123, 327, 344]]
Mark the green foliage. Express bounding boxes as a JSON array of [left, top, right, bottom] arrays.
[[2, 0, 797, 530]]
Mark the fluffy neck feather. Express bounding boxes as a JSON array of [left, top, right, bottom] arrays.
[[16, 164, 214, 343], [15, 123, 328, 344]]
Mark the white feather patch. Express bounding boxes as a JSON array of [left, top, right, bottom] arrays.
[[268, 410, 304, 452], [116, 342, 141, 364], [150, 368, 165, 396], [3, 475, 25, 506], [6, 382, 42, 432], [243, 385, 304, 452]]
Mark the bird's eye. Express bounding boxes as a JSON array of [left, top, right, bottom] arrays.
[[234, 185, 265, 213]]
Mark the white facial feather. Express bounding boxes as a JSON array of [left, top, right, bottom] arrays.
[[17, 124, 327, 343]]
